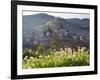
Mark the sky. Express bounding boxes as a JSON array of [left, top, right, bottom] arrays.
[[23, 11, 90, 19]]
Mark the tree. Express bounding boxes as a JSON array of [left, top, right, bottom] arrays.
[[50, 30, 61, 49]]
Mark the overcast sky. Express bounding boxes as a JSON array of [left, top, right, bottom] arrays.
[[23, 11, 90, 19]]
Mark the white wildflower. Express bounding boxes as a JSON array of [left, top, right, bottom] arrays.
[[60, 48, 63, 51], [30, 57, 34, 60], [68, 47, 72, 53], [53, 49, 56, 52], [81, 47, 86, 52], [24, 56, 28, 60], [64, 48, 67, 51], [28, 49, 32, 53]]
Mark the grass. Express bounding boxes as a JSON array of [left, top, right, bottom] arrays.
[[22, 47, 89, 69]]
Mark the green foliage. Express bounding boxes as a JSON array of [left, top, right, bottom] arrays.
[[22, 47, 89, 69]]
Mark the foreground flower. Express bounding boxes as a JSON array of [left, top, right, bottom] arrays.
[[64, 48, 67, 51], [30, 57, 34, 60], [60, 48, 63, 51], [67, 47, 72, 53], [53, 49, 56, 52], [28, 49, 32, 53], [24, 56, 28, 60]]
